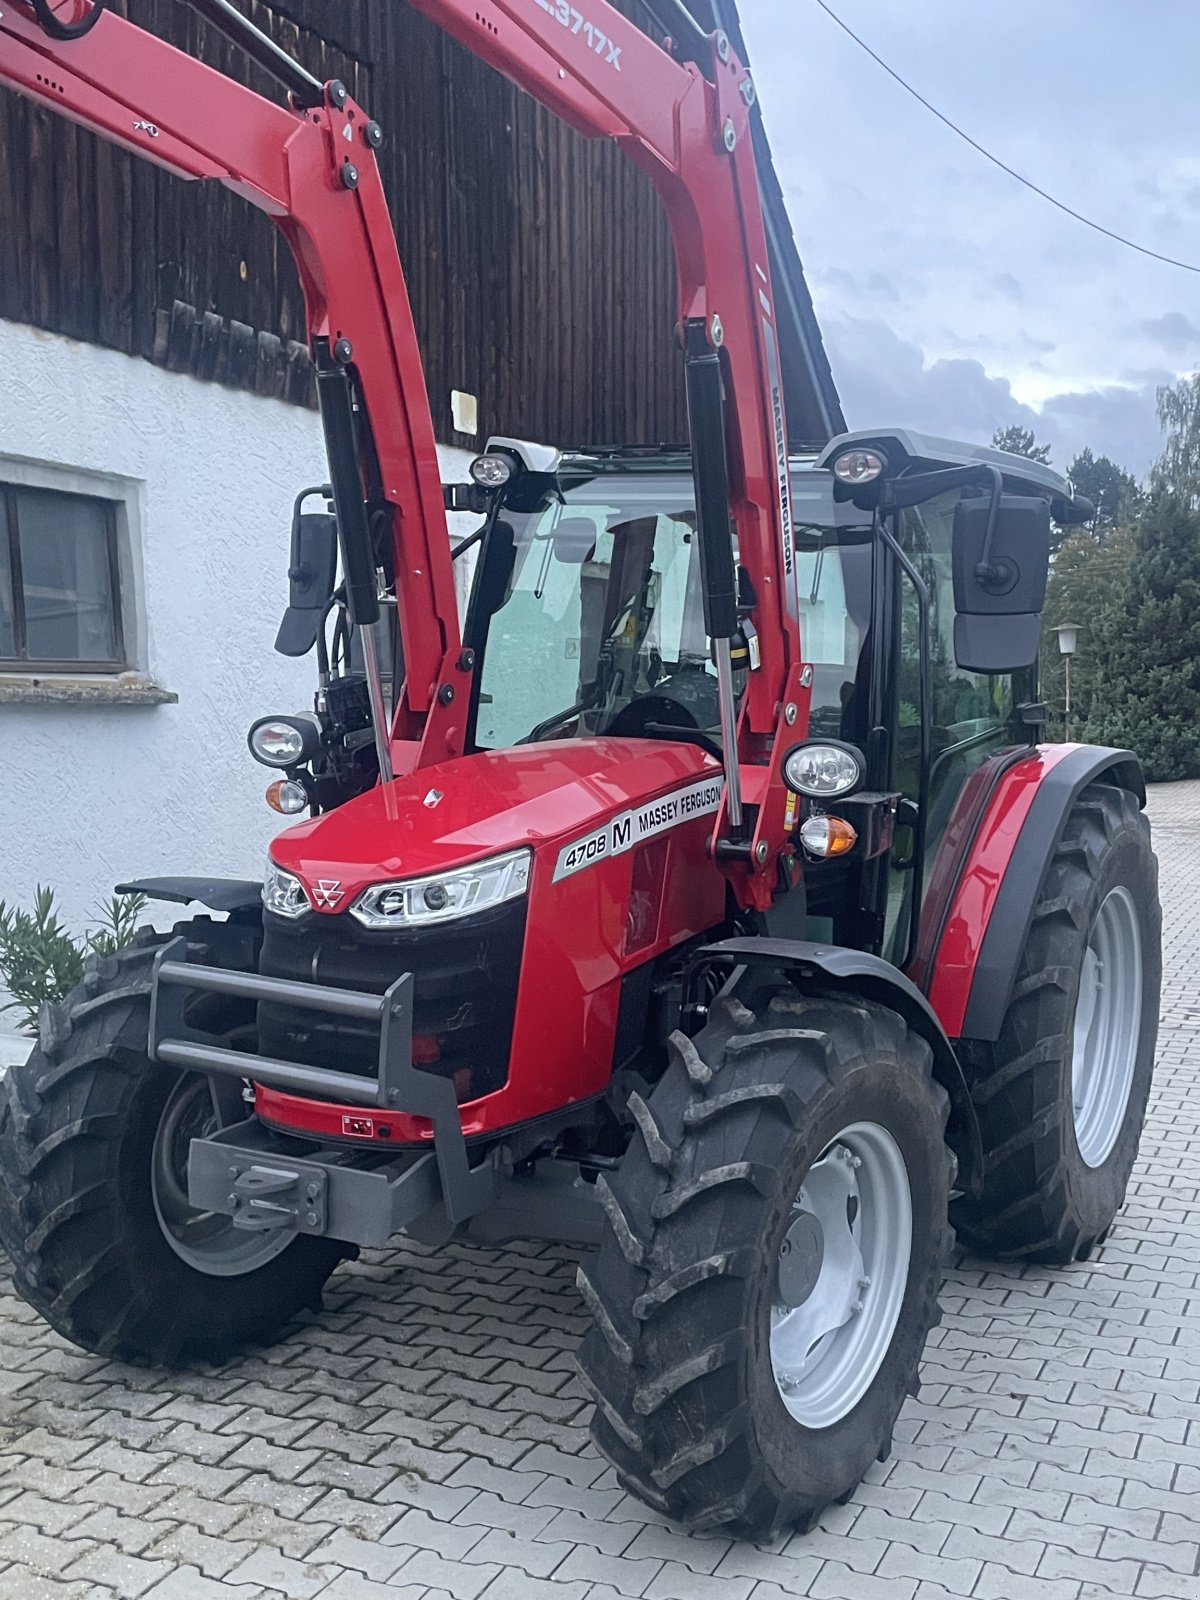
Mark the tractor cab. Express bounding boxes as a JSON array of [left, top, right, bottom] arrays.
[[454, 429, 1086, 973]]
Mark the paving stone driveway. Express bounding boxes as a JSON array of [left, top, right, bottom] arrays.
[[1, 781, 1198, 1600]]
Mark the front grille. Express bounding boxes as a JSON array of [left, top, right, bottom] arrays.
[[256, 898, 527, 1103]]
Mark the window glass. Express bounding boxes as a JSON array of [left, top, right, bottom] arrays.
[[476, 475, 717, 748], [0, 505, 14, 659], [897, 492, 1015, 744], [884, 489, 1024, 962], [17, 488, 118, 662], [795, 533, 873, 742], [1, 485, 121, 668]]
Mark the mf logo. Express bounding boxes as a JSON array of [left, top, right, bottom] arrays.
[[313, 879, 344, 909]]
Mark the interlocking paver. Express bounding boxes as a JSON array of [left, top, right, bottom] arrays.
[[1, 779, 1199, 1595]]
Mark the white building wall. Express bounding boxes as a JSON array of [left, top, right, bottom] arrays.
[[0, 319, 473, 1059]]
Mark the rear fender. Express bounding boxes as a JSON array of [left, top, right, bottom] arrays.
[[927, 745, 1145, 1043], [695, 936, 983, 1199]]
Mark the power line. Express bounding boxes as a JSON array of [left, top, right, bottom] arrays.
[[811, 0, 1200, 277]]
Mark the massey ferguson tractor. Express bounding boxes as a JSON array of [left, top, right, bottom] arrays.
[[0, 0, 1160, 1538]]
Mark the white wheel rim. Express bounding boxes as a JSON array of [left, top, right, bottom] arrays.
[[1072, 885, 1143, 1169], [769, 1121, 912, 1429], [151, 1073, 293, 1276]]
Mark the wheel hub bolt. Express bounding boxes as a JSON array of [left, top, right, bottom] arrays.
[[851, 1298, 865, 1316], [859, 1275, 871, 1289]]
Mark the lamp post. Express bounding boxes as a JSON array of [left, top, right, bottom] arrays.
[[1054, 623, 1081, 742]]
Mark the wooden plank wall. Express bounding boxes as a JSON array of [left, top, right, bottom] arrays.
[[0, 0, 687, 446]]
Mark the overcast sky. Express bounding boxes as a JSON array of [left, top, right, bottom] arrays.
[[739, 0, 1200, 478]]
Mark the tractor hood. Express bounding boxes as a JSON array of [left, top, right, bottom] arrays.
[[269, 738, 719, 909]]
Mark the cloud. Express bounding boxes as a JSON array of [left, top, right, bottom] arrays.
[[992, 273, 1024, 303], [1135, 311, 1200, 353], [827, 318, 1164, 477]]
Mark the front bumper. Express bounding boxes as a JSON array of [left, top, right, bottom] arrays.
[[148, 936, 495, 1240]]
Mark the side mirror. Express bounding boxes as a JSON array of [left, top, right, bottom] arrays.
[[275, 510, 338, 657], [952, 493, 1050, 672]]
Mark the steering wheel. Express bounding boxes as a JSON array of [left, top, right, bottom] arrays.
[[31, 0, 108, 40]]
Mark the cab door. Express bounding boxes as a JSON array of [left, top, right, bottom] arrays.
[[880, 489, 1033, 968]]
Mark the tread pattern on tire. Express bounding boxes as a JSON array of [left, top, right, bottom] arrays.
[[0, 928, 342, 1365], [577, 990, 951, 1538], [955, 782, 1161, 1263]]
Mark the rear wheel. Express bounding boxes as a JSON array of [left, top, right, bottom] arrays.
[[576, 989, 951, 1538], [955, 782, 1161, 1261], [0, 928, 345, 1364]]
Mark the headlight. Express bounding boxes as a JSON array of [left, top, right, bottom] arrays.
[[351, 848, 531, 929], [248, 714, 322, 768], [262, 856, 311, 919], [469, 452, 517, 489], [831, 447, 886, 486], [783, 741, 865, 799]]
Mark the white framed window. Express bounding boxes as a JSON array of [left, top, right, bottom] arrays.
[[1, 484, 125, 671], [0, 460, 145, 681]]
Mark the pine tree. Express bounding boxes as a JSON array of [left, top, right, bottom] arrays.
[[1041, 525, 1135, 734], [991, 424, 1052, 465], [1088, 495, 1200, 781], [1065, 447, 1143, 542]]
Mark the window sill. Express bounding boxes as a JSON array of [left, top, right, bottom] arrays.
[[0, 672, 178, 706]]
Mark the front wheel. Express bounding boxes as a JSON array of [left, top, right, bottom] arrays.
[[0, 931, 345, 1365], [576, 989, 952, 1538]]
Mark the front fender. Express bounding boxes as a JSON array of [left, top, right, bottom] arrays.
[[696, 936, 983, 1199], [115, 877, 263, 915]]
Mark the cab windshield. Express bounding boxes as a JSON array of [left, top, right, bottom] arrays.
[[473, 471, 718, 749]]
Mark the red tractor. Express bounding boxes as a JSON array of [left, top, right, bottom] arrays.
[[0, 0, 1160, 1537]]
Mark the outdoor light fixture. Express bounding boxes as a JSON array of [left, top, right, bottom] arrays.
[[1053, 622, 1083, 741], [266, 779, 309, 815], [261, 856, 311, 919], [798, 815, 858, 859], [1054, 622, 1080, 656], [782, 741, 865, 799], [831, 447, 886, 486], [248, 714, 322, 768], [352, 848, 532, 929], [469, 452, 517, 489]]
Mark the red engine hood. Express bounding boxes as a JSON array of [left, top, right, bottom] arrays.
[[270, 738, 718, 905]]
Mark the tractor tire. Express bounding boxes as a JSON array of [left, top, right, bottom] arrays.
[[0, 926, 345, 1365], [576, 990, 951, 1538], [954, 782, 1161, 1263]]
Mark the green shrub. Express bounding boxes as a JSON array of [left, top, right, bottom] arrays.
[[0, 886, 148, 1035]]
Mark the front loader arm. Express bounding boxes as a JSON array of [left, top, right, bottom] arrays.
[[3, 0, 804, 897], [410, 0, 802, 734], [0, 1, 458, 744]]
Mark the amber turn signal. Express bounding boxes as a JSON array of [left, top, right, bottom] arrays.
[[798, 815, 858, 858], [266, 779, 308, 815]]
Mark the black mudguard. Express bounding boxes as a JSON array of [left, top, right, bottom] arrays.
[[696, 935, 983, 1198], [115, 877, 263, 915]]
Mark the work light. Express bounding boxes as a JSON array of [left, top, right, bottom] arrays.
[[247, 714, 322, 768], [469, 452, 517, 489], [831, 448, 886, 486], [782, 741, 865, 799]]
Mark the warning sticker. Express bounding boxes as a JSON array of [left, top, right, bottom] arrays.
[[552, 776, 724, 883]]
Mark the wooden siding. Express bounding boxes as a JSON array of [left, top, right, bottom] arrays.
[[0, 0, 688, 446]]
